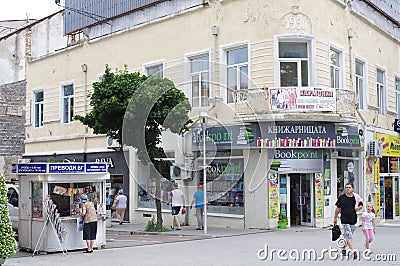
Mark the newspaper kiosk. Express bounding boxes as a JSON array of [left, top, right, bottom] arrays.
[[13, 163, 109, 252]]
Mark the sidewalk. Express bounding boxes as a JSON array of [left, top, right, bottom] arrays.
[[106, 220, 270, 237]]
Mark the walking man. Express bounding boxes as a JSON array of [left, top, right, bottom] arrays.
[[190, 183, 207, 230], [168, 182, 185, 230], [333, 183, 363, 259]]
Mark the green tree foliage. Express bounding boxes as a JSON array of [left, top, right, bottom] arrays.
[[0, 174, 17, 259], [75, 65, 147, 144]]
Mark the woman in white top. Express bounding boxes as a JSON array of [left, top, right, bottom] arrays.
[[115, 190, 128, 225]]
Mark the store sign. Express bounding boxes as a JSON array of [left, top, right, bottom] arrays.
[[12, 163, 47, 174], [259, 123, 361, 148], [269, 87, 336, 111], [12, 163, 108, 174], [192, 124, 260, 151], [376, 133, 400, 156], [394, 119, 400, 133]]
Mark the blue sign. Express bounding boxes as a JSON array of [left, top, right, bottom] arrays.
[[16, 164, 47, 174], [12, 163, 108, 174], [394, 119, 400, 133], [86, 163, 107, 173], [49, 164, 85, 173]]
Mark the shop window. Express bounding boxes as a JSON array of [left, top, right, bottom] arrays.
[[47, 182, 103, 217], [202, 158, 244, 215], [337, 157, 359, 197], [137, 161, 174, 210]]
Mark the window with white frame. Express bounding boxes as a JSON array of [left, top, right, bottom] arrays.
[[145, 63, 163, 78], [330, 48, 341, 88], [396, 77, 400, 116], [190, 55, 209, 107], [34, 91, 44, 128], [376, 69, 386, 115], [279, 42, 309, 87], [62, 84, 74, 123], [226, 47, 248, 103], [355, 60, 366, 109]]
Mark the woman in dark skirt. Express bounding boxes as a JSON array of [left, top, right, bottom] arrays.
[[80, 194, 98, 253]]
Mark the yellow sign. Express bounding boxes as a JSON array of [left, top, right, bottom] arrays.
[[315, 173, 324, 219], [376, 133, 400, 157], [375, 158, 380, 218], [268, 173, 279, 219]]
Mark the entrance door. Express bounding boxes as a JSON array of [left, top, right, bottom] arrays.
[[395, 177, 399, 218], [290, 174, 313, 226]]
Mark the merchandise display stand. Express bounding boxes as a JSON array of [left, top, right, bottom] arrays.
[[33, 197, 67, 256]]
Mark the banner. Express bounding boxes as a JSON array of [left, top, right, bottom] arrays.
[[269, 87, 336, 111]]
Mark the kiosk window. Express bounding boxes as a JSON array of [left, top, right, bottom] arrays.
[[32, 182, 43, 219]]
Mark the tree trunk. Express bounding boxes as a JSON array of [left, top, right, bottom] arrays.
[[155, 173, 163, 229]]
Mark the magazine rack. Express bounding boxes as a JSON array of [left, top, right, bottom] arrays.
[[33, 196, 67, 256]]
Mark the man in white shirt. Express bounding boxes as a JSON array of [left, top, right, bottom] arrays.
[[168, 183, 185, 230], [115, 190, 128, 225]]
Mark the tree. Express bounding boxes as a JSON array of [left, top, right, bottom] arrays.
[[0, 174, 17, 261], [76, 65, 191, 228]]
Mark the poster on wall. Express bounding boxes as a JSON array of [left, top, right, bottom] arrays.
[[315, 173, 324, 219], [268, 173, 279, 219]]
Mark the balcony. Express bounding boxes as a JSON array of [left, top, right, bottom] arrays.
[[232, 87, 357, 123]]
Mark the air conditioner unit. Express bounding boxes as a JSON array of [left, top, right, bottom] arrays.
[[18, 158, 31, 163], [107, 137, 120, 149], [368, 140, 383, 158]]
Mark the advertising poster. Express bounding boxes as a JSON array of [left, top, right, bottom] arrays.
[[268, 173, 279, 219], [314, 173, 324, 219]]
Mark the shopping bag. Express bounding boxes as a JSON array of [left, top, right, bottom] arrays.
[[181, 208, 186, 215], [332, 224, 341, 241]]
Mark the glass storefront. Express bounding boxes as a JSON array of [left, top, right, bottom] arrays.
[[336, 150, 360, 197]]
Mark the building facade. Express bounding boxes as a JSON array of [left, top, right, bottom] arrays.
[[16, 0, 400, 228]]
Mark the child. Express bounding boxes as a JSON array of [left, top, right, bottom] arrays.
[[361, 202, 376, 250]]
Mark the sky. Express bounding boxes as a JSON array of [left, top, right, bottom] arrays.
[[0, 0, 63, 21]]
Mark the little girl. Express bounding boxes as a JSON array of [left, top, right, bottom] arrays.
[[361, 202, 376, 250]]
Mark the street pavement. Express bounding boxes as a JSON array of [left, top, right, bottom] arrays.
[[5, 220, 400, 266]]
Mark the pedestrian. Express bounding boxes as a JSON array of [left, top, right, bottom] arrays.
[[80, 193, 98, 253], [362, 202, 376, 250], [333, 183, 363, 259], [189, 183, 207, 230], [168, 182, 185, 230], [115, 190, 128, 225]]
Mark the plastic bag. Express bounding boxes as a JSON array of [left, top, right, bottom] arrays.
[[181, 208, 186, 215]]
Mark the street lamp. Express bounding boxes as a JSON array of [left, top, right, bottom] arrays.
[[199, 111, 208, 234]]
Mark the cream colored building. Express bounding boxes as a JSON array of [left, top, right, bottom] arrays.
[[22, 0, 399, 229]]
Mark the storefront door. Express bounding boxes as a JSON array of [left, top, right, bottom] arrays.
[[290, 174, 313, 226], [394, 177, 399, 218], [380, 176, 400, 219]]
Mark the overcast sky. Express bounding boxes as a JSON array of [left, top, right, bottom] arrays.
[[0, 0, 63, 21]]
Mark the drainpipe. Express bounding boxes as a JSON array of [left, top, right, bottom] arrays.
[[211, 26, 218, 100], [81, 64, 88, 162]]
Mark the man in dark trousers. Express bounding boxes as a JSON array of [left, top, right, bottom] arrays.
[[333, 183, 363, 259]]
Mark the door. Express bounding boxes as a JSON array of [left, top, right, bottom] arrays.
[[299, 174, 313, 226], [395, 177, 399, 218], [289, 174, 313, 226]]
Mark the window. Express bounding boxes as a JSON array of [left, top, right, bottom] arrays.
[[34, 91, 44, 127], [190, 55, 209, 107], [330, 48, 341, 88], [226, 47, 248, 103], [279, 42, 309, 87], [396, 77, 400, 116], [145, 64, 163, 78], [355, 60, 366, 109], [62, 84, 74, 123], [376, 69, 386, 115]]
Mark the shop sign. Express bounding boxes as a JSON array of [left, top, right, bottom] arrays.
[[12, 163, 47, 174], [12, 163, 108, 174], [376, 133, 400, 157], [269, 87, 336, 111], [394, 119, 400, 133], [258, 123, 360, 148], [192, 124, 260, 151], [95, 157, 114, 168]]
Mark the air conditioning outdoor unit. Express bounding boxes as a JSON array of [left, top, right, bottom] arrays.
[[368, 140, 383, 158], [107, 137, 120, 149]]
